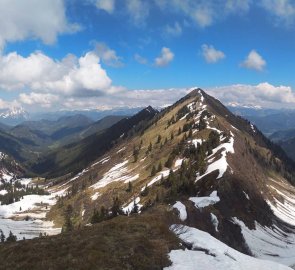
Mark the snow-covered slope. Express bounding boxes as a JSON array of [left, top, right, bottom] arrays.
[[166, 225, 292, 270], [0, 107, 29, 125]]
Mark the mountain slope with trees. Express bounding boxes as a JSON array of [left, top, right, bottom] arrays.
[[1, 89, 295, 269]]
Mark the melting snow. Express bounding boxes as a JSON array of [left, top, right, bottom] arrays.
[[165, 225, 291, 270], [243, 191, 250, 200], [174, 159, 184, 167], [0, 182, 61, 240], [0, 170, 14, 182], [210, 213, 219, 232], [189, 191, 220, 208], [190, 139, 203, 148], [0, 190, 8, 195], [197, 133, 235, 181], [91, 156, 110, 167], [142, 169, 170, 191], [91, 192, 100, 201], [117, 147, 126, 153], [122, 197, 142, 214], [233, 218, 295, 267], [267, 184, 295, 227], [91, 160, 139, 190], [173, 201, 187, 221]]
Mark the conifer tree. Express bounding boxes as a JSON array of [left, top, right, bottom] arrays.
[[0, 230, 5, 243], [126, 181, 132, 192], [141, 184, 149, 196], [178, 127, 182, 135], [157, 162, 162, 172], [111, 197, 123, 217], [151, 165, 157, 176], [132, 199, 139, 214], [157, 135, 162, 144], [6, 231, 16, 242], [148, 142, 153, 152], [63, 205, 73, 232], [170, 132, 174, 140]]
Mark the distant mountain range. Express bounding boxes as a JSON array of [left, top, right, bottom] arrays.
[[0, 107, 144, 126], [0, 107, 29, 126]]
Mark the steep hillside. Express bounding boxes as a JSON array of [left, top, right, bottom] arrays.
[[1, 89, 295, 269], [0, 152, 24, 181], [30, 107, 157, 177]]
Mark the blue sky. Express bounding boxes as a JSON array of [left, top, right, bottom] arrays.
[[1, 0, 295, 111]]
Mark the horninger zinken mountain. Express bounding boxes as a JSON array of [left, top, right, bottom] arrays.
[[0, 89, 295, 270]]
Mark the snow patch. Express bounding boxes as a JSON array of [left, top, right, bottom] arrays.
[[174, 158, 184, 168], [233, 218, 295, 267], [210, 213, 219, 232], [122, 197, 142, 214], [166, 225, 291, 270], [142, 169, 170, 191], [91, 192, 100, 201], [173, 201, 187, 221], [189, 191, 220, 208], [197, 133, 234, 181], [91, 160, 138, 190]]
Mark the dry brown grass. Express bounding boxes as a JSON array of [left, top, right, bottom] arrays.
[[0, 206, 179, 270]]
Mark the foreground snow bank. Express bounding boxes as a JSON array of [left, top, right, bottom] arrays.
[[233, 218, 295, 267], [166, 225, 291, 270]]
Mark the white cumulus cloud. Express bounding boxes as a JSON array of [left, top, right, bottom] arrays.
[[164, 22, 183, 37], [95, 0, 115, 13], [202, 44, 225, 63], [19, 92, 59, 108], [241, 50, 266, 71], [260, 0, 295, 25], [154, 47, 174, 67], [0, 51, 113, 96], [208, 82, 295, 108], [126, 0, 150, 24], [94, 42, 123, 67], [0, 0, 79, 49]]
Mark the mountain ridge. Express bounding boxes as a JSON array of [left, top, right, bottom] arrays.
[[1, 89, 295, 270]]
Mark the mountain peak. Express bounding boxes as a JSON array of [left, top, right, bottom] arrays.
[[0, 106, 29, 125], [144, 105, 157, 114]]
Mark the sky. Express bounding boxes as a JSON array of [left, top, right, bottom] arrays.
[[1, 0, 295, 112]]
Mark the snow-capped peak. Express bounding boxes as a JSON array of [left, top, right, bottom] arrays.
[[0, 106, 28, 119]]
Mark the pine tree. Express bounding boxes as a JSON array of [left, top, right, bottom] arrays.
[[126, 181, 132, 192], [141, 184, 149, 196], [165, 155, 174, 168], [170, 132, 174, 140], [148, 142, 153, 152], [111, 197, 123, 217], [132, 199, 139, 214], [151, 165, 157, 176], [157, 135, 162, 144], [91, 209, 101, 224], [0, 230, 5, 243], [63, 205, 73, 232], [133, 146, 139, 162], [6, 231, 16, 242], [157, 162, 162, 172], [178, 127, 182, 135]]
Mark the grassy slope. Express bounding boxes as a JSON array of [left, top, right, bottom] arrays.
[[0, 207, 179, 270]]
